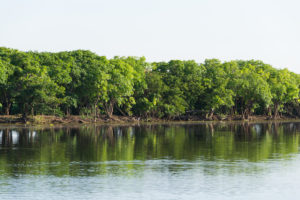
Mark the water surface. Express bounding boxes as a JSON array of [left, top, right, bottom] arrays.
[[1, 122, 300, 199]]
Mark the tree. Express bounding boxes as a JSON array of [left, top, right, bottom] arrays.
[[235, 62, 272, 119], [201, 59, 235, 119], [64, 50, 109, 118], [119, 56, 148, 116], [10, 52, 63, 119], [1, 46, 300, 121], [101, 57, 136, 117], [0, 47, 19, 115], [268, 69, 299, 118]]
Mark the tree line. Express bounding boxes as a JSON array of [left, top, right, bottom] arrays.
[[0, 47, 300, 120]]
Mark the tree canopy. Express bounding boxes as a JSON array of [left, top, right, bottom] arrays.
[[0, 47, 299, 120]]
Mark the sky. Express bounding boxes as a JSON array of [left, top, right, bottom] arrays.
[[1, 0, 300, 73]]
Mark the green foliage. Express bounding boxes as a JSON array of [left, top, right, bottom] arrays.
[[98, 57, 136, 116], [234, 61, 272, 118], [201, 59, 234, 116], [0, 47, 300, 119], [267, 69, 299, 117], [150, 60, 204, 117]]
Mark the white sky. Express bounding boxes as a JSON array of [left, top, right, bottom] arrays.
[[1, 0, 300, 73]]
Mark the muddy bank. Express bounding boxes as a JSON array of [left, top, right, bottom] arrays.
[[0, 115, 140, 125], [0, 114, 298, 125]]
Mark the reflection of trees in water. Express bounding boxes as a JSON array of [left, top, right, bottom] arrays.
[[0, 128, 38, 146], [0, 122, 300, 176]]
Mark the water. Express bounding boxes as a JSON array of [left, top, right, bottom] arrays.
[[1, 122, 300, 199]]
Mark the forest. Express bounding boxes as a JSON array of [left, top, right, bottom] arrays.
[[0, 47, 300, 121]]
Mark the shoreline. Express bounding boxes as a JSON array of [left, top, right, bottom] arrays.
[[0, 114, 299, 126]]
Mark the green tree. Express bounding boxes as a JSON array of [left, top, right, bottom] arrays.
[[118, 56, 148, 116], [235, 62, 272, 119], [11, 52, 63, 119], [201, 59, 234, 119], [101, 57, 136, 117], [66, 50, 109, 118], [268, 69, 299, 118], [0, 47, 18, 115]]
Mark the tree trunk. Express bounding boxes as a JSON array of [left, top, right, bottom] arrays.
[[66, 108, 70, 116], [116, 106, 127, 116], [94, 103, 97, 123], [244, 101, 253, 120], [274, 103, 279, 119], [267, 106, 272, 116], [243, 108, 250, 120], [105, 100, 115, 118], [209, 110, 214, 120], [206, 109, 214, 120], [4, 100, 11, 115], [22, 104, 29, 123], [231, 106, 235, 116], [5, 104, 11, 115], [242, 108, 248, 120], [3, 92, 11, 115]]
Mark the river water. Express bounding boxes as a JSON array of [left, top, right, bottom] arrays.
[[1, 122, 300, 200]]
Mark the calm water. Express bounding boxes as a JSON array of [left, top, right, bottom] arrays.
[[1, 122, 300, 200]]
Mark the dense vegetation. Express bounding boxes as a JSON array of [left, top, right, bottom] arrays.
[[1, 47, 300, 120]]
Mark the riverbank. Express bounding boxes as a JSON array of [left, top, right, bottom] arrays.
[[0, 115, 144, 125], [0, 114, 298, 125]]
